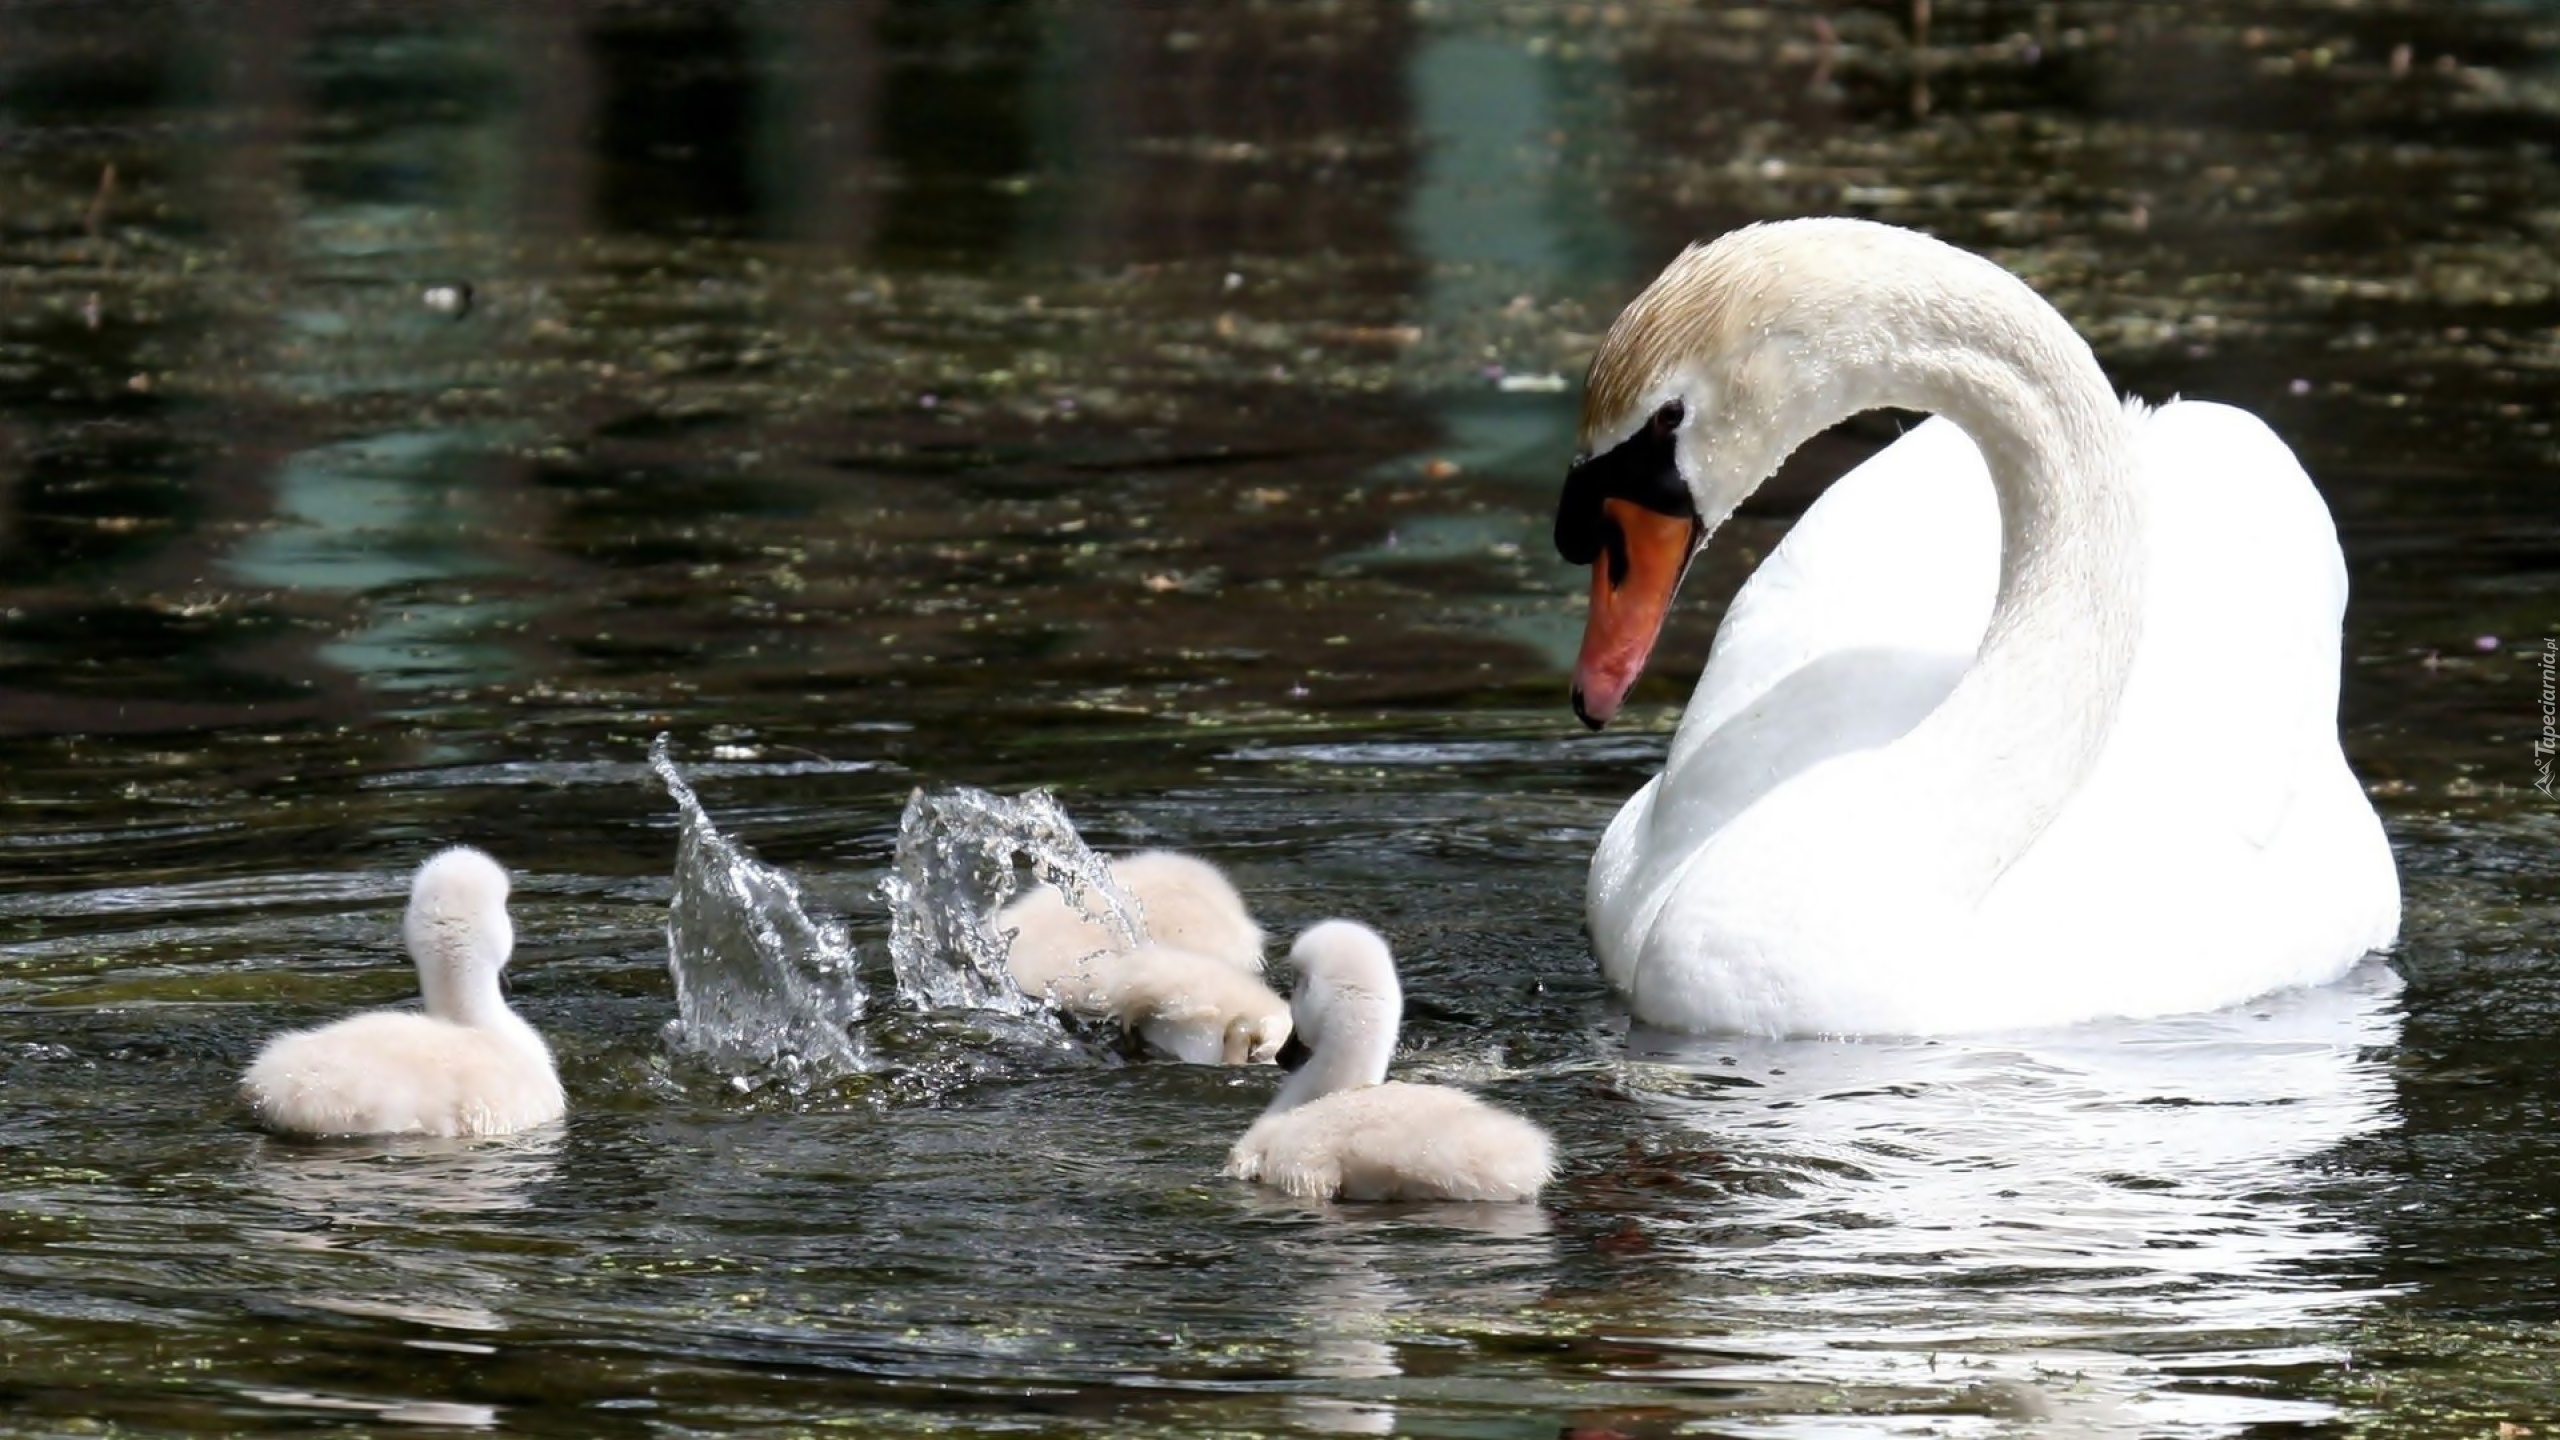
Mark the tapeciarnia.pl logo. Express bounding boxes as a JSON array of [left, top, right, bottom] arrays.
[[2537, 637, 2556, 798]]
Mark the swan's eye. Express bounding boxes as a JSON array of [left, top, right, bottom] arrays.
[[1557, 396, 1698, 565]]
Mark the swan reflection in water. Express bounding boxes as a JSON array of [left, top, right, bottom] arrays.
[[1610, 961, 2401, 1433], [1281, 1238, 1404, 1438], [243, 1132, 562, 1324], [1241, 1197, 1555, 1436], [246, 1129, 564, 1225]]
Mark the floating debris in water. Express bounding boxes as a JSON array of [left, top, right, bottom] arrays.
[[651, 734, 871, 1091], [881, 783, 1139, 1017], [82, 162, 117, 240]]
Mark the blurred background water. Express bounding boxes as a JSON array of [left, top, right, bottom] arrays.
[[1, 1, 2556, 1434]]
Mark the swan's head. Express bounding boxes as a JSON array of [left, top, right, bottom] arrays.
[[1270, 919, 1402, 1109], [1117, 850, 1265, 970], [1557, 218, 1966, 728], [402, 846, 516, 1022]]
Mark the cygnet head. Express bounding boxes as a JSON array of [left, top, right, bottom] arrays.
[[1117, 850, 1264, 969], [1220, 1009, 1292, 1067], [1268, 919, 1402, 1113], [402, 846, 516, 1027]]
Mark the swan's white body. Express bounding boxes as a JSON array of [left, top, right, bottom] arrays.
[[242, 847, 565, 1137], [1570, 221, 2399, 1036], [994, 849, 1284, 1063], [1226, 921, 1553, 1202]]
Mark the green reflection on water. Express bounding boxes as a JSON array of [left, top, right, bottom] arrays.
[[226, 429, 529, 691]]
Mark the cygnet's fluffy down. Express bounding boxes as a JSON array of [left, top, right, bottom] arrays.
[[992, 849, 1285, 1064], [996, 849, 1266, 988], [1225, 920, 1554, 1202], [1066, 944, 1292, 1065], [240, 847, 565, 1138]]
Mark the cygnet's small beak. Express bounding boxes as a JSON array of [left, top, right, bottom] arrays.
[[1571, 498, 1703, 729], [1274, 1031, 1312, 1072]]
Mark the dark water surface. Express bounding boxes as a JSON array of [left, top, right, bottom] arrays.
[[3, 2, 2557, 1435]]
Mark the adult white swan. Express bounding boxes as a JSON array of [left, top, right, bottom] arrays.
[[1554, 218, 2399, 1036]]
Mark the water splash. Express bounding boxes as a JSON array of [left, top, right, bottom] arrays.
[[879, 784, 1141, 1014], [649, 740, 1137, 1099], [651, 734, 871, 1089]]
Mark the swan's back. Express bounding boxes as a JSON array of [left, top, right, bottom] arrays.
[[1226, 1081, 1554, 1203], [1978, 400, 2400, 1010], [2112, 401, 2349, 838], [242, 1010, 564, 1139]]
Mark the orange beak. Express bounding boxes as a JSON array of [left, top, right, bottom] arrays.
[[1571, 498, 1701, 729]]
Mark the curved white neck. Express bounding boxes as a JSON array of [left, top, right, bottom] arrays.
[[1903, 328, 2142, 893], [1270, 989, 1397, 1113], [1689, 247, 2144, 896], [413, 922, 515, 1031]]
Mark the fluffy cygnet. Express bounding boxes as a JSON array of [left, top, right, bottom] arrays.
[[992, 850, 1285, 1064], [1225, 920, 1554, 1203], [996, 849, 1266, 986], [241, 847, 565, 1138]]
